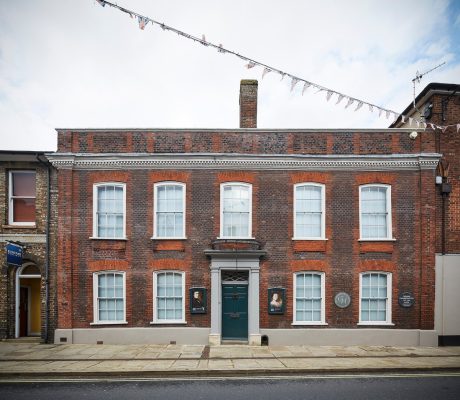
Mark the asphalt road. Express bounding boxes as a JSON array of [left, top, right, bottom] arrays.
[[1, 374, 460, 400]]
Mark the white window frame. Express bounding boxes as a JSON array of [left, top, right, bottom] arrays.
[[91, 271, 127, 325], [151, 271, 186, 324], [359, 184, 393, 240], [292, 271, 327, 326], [8, 170, 36, 226], [92, 182, 127, 239], [293, 182, 326, 240], [219, 182, 253, 239], [152, 182, 186, 239], [358, 271, 393, 326]]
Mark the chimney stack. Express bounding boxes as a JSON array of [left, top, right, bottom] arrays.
[[239, 80, 258, 128]]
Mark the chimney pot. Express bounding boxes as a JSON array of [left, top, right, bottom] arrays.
[[239, 80, 258, 128]]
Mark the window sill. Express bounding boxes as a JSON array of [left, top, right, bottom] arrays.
[[291, 322, 328, 326], [3, 224, 36, 229], [151, 237, 187, 240], [150, 321, 187, 325], [358, 238, 396, 242], [292, 238, 328, 241], [357, 322, 395, 326], [217, 237, 256, 240], [90, 321, 128, 326], [89, 237, 128, 241]]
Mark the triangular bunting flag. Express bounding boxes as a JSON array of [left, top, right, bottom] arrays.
[[246, 61, 256, 69], [280, 73, 286, 81], [442, 126, 448, 133], [302, 82, 311, 95], [218, 44, 225, 53], [430, 123, 436, 130], [354, 101, 363, 111], [262, 67, 271, 79], [336, 94, 345, 105], [138, 16, 149, 30], [96, 0, 105, 7], [378, 109, 383, 117], [345, 98, 354, 109], [368, 104, 374, 112], [326, 91, 334, 101], [385, 111, 390, 119], [291, 78, 300, 92]]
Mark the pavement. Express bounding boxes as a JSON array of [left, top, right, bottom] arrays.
[[1, 342, 460, 379]]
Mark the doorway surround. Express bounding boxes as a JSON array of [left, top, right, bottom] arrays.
[[204, 249, 266, 346], [15, 263, 41, 338]]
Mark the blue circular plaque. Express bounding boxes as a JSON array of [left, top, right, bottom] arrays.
[[398, 292, 415, 308]]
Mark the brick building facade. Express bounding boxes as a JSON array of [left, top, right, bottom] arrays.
[[0, 151, 56, 342], [48, 80, 441, 346], [391, 83, 460, 345]]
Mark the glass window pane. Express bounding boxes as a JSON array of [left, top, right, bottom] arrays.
[[174, 214, 183, 236], [13, 198, 36, 223], [296, 274, 305, 286], [361, 310, 369, 321], [12, 172, 36, 197], [296, 299, 305, 311], [174, 273, 182, 285], [377, 311, 386, 321]]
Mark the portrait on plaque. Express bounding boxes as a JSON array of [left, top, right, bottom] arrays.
[[190, 288, 207, 314], [268, 288, 285, 314]]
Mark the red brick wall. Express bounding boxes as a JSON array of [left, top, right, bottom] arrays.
[[428, 93, 460, 254], [57, 130, 434, 155], [54, 128, 438, 332]]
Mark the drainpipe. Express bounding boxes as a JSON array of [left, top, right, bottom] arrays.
[[440, 182, 451, 255], [36, 154, 51, 343]]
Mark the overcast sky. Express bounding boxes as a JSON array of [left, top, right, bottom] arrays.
[[1, 0, 459, 151]]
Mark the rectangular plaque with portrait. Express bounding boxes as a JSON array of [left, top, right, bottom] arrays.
[[190, 287, 207, 314], [268, 287, 285, 314]]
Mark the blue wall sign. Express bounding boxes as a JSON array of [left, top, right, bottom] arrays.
[[6, 242, 23, 267]]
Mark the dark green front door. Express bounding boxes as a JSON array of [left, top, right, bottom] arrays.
[[222, 284, 248, 340]]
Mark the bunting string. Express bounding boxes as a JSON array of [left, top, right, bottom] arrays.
[[94, 0, 460, 133]]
